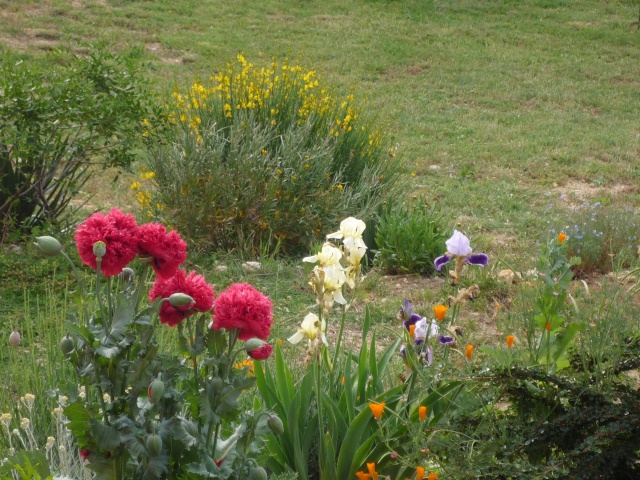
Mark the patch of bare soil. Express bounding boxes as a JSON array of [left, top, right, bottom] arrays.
[[145, 42, 188, 65], [553, 179, 636, 207]]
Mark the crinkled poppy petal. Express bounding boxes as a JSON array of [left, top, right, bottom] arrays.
[[467, 253, 489, 267], [434, 254, 451, 271]]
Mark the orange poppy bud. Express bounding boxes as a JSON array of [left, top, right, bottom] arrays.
[[465, 344, 474, 359], [416, 466, 425, 480], [506, 335, 515, 348], [433, 305, 448, 321], [369, 402, 385, 420], [419, 405, 427, 421], [558, 232, 567, 244]]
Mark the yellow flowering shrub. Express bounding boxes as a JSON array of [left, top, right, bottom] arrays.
[[145, 55, 402, 254]]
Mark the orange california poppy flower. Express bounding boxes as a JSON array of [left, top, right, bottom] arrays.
[[369, 402, 385, 420], [419, 405, 427, 421], [416, 466, 425, 480], [545, 321, 551, 331], [433, 304, 448, 321], [355, 472, 370, 480], [506, 335, 515, 348], [428, 474, 438, 480], [466, 344, 474, 358], [558, 232, 567, 244], [367, 462, 379, 480]]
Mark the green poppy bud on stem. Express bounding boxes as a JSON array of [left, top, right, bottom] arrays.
[[168, 293, 195, 307], [35, 236, 62, 257], [244, 338, 265, 352], [267, 414, 284, 435], [146, 434, 162, 456], [93, 241, 106, 259], [60, 336, 75, 355], [249, 467, 268, 480], [148, 378, 165, 403]]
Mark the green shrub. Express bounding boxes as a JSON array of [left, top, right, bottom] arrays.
[[373, 200, 448, 275], [144, 55, 403, 255], [0, 46, 154, 242]]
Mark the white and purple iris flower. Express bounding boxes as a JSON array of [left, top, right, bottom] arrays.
[[434, 231, 488, 284]]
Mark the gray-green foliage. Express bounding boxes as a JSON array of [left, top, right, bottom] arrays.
[[0, 46, 153, 241], [373, 200, 449, 275]]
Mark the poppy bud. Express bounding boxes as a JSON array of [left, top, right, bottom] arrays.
[[244, 338, 265, 352], [35, 236, 62, 257], [146, 434, 163, 456], [168, 293, 195, 307], [148, 378, 165, 403], [9, 331, 21, 346], [93, 241, 106, 259], [120, 268, 135, 282], [60, 335, 75, 355], [267, 414, 284, 435], [249, 467, 268, 480]]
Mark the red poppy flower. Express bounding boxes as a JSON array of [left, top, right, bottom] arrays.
[[75, 209, 139, 276], [149, 270, 215, 327], [247, 343, 273, 360], [212, 283, 273, 340], [79, 449, 90, 462], [137, 223, 187, 279]]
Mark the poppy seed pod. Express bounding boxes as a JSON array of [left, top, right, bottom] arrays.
[[35, 236, 62, 257], [93, 241, 107, 259]]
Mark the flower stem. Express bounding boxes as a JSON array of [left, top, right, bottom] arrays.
[[95, 259, 109, 338]]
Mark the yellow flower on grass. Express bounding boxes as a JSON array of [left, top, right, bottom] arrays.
[[369, 402, 385, 420]]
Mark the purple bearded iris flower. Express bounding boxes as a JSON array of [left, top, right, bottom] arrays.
[[400, 298, 423, 332], [438, 334, 456, 346], [434, 230, 488, 284]]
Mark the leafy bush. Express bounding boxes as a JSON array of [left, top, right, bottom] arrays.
[[144, 55, 403, 255], [0, 46, 154, 242], [373, 200, 448, 275]]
